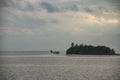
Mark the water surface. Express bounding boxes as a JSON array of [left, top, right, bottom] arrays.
[[0, 52, 120, 80]]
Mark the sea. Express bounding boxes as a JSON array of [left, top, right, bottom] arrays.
[[0, 51, 120, 80]]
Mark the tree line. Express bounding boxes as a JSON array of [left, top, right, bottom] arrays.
[[66, 43, 116, 55]]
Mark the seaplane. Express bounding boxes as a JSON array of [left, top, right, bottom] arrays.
[[50, 50, 60, 54]]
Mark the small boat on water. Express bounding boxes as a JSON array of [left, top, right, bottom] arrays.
[[50, 50, 60, 54]]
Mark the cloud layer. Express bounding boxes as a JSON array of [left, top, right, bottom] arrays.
[[0, 0, 120, 51]]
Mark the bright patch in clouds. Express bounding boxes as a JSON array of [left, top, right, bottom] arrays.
[[99, 18, 119, 24]]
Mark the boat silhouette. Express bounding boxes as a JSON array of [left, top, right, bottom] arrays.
[[50, 50, 60, 54]]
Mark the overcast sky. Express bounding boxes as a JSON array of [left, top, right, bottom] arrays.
[[0, 0, 120, 51]]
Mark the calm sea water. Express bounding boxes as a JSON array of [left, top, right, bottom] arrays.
[[0, 51, 120, 80], [0, 51, 53, 55]]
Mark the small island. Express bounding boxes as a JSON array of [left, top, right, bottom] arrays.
[[66, 43, 116, 55]]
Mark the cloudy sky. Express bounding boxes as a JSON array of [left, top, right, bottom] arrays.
[[0, 0, 120, 51]]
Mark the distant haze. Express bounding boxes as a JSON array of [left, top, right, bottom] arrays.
[[0, 0, 120, 51]]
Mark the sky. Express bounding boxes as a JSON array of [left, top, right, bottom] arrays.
[[0, 0, 120, 51]]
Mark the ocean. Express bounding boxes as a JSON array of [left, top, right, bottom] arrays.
[[0, 51, 120, 80]]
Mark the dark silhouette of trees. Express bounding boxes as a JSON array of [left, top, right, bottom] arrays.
[[71, 42, 74, 48], [66, 43, 116, 55]]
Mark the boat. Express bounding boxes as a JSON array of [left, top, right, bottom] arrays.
[[50, 50, 60, 54]]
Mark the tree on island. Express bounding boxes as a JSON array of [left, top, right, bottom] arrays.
[[66, 43, 116, 55]]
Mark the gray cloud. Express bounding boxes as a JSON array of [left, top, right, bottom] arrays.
[[0, 0, 36, 12], [84, 7, 93, 13], [0, 0, 7, 7], [0, 0, 13, 7], [0, 0, 17, 8], [17, 3, 35, 11], [63, 4, 79, 11], [40, 2, 58, 12], [109, 0, 120, 10]]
